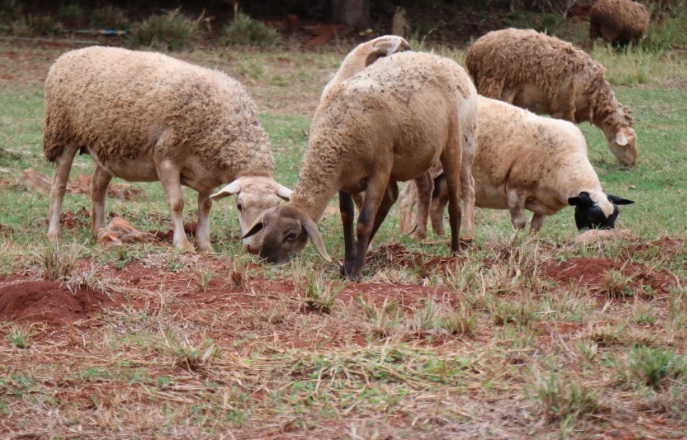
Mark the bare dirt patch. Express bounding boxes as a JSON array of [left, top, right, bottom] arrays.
[[0, 278, 120, 327]]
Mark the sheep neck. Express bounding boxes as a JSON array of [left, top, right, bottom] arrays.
[[289, 143, 343, 223]]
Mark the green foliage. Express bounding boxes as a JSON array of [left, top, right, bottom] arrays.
[[58, 3, 85, 23], [627, 345, 687, 390], [128, 9, 202, 51], [90, 6, 129, 30], [27, 15, 63, 36], [221, 9, 280, 47], [531, 369, 601, 423]]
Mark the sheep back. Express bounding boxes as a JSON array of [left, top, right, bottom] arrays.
[[465, 28, 608, 122], [292, 51, 477, 219], [474, 97, 601, 214], [43, 46, 274, 181], [590, 0, 650, 46]]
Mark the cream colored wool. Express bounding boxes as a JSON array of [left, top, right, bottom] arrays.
[[465, 28, 638, 166]]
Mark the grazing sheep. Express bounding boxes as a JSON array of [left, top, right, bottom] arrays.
[[399, 97, 634, 238], [590, 0, 650, 48], [244, 51, 478, 280], [44, 46, 291, 252], [465, 27, 638, 166]]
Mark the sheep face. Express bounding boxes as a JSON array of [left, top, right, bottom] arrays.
[[568, 191, 634, 230], [607, 125, 638, 166], [243, 205, 331, 263], [210, 177, 292, 254]]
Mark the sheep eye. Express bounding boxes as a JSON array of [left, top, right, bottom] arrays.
[[236, 203, 243, 212], [285, 232, 298, 242]]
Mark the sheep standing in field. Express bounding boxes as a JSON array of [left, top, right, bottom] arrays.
[[399, 97, 634, 238], [590, 0, 650, 48], [465, 27, 638, 167], [44, 46, 292, 252], [243, 50, 478, 280]]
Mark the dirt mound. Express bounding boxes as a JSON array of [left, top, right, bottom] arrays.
[[540, 257, 677, 296], [0, 279, 118, 327]]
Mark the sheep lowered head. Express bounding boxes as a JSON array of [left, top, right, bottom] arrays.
[[210, 176, 292, 254], [606, 110, 638, 167], [242, 205, 331, 263], [568, 191, 634, 230]]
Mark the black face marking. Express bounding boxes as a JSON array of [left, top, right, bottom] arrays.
[[568, 192, 634, 231]]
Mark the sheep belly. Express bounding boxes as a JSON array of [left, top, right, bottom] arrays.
[[91, 155, 158, 182]]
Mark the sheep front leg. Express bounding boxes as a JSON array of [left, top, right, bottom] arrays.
[[47, 151, 76, 242], [410, 173, 432, 240], [398, 183, 416, 235], [157, 159, 194, 251], [196, 191, 213, 252], [529, 213, 546, 234], [339, 191, 357, 277], [346, 176, 389, 280], [91, 165, 113, 235]]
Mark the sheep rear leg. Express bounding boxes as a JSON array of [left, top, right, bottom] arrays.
[[440, 153, 463, 255], [47, 150, 77, 242], [91, 166, 113, 235], [157, 159, 194, 251], [430, 178, 448, 237], [409, 173, 432, 240], [529, 213, 546, 234], [196, 191, 212, 252], [460, 169, 476, 242]]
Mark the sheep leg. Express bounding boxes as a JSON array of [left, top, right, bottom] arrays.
[[440, 154, 463, 255], [346, 176, 389, 280], [339, 191, 357, 277], [529, 213, 546, 234], [430, 191, 448, 237], [196, 191, 213, 252], [46, 151, 76, 242], [460, 170, 476, 242], [91, 165, 113, 235], [398, 182, 416, 235], [409, 173, 432, 240], [506, 189, 528, 241], [156, 159, 194, 251], [369, 181, 398, 243]]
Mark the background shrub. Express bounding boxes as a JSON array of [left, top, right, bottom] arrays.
[[128, 9, 201, 51], [221, 9, 280, 47]]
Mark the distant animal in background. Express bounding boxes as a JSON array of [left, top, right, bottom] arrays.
[[465, 27, 639, 167], [589, 0, 650, 48]]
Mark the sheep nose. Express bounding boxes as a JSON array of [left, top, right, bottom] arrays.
[[243, 243, 260, 254]]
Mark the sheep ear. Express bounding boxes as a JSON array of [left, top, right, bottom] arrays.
[[275, 183, 292, 201], [303, 217, 332, 262], [210, 179, 243, 201], [608, 194, 634, 205], [615, 131, 628, 146], [242, 215, 265, 239], [364, 36, 411, 67]]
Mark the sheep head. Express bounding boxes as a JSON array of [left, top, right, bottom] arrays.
[[210, 176, 292, 254], [242, 205, 331, 264], [606, 125, 638, 166], [328, 35, 411, 87], [568, 191, 634, 230]]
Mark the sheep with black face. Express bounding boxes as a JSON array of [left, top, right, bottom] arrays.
[[399, 97, 634, 238]]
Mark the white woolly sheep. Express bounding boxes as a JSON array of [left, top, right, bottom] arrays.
[[465, 27, 638, 167], [44, 46, 292, 252], [590, 0, 650, 48], [243, 50, 479, 280], [399, 97, 634, 238]]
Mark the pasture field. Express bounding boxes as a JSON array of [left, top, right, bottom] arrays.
[[1, 38, 686, 439]]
